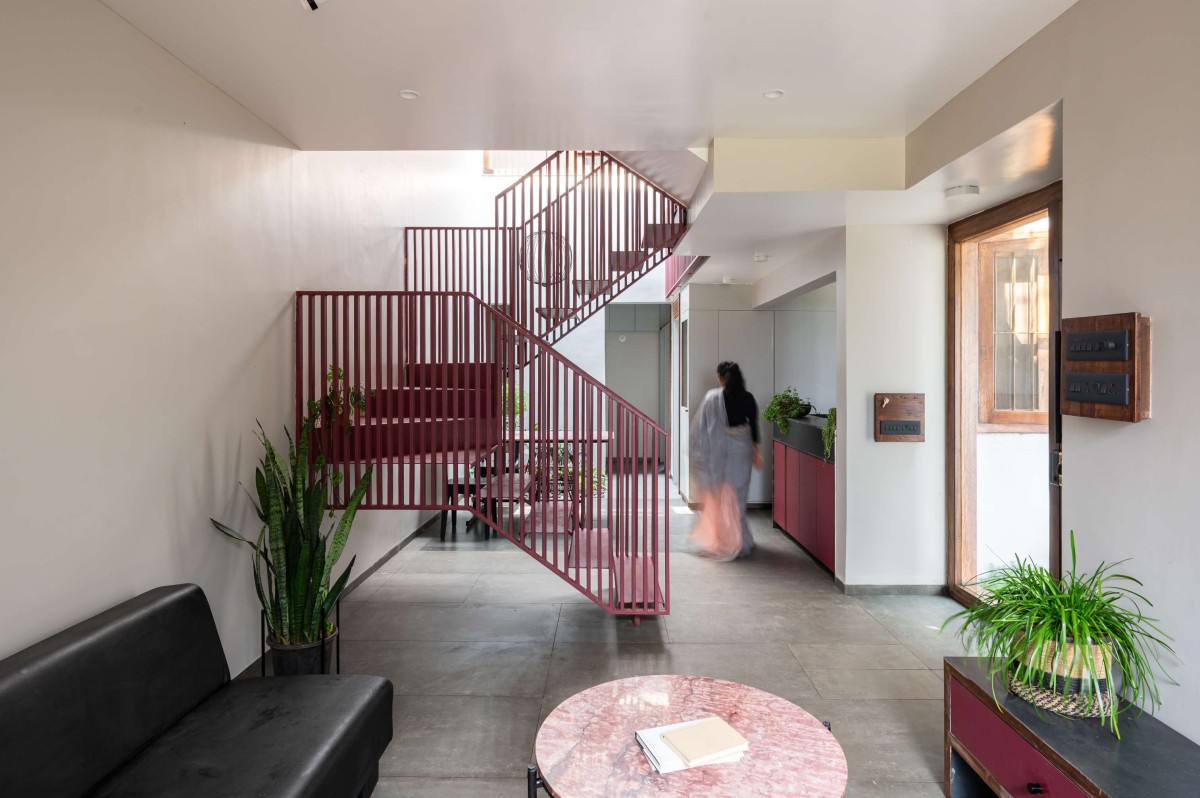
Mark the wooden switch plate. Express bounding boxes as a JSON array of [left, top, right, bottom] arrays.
[[1060, 312, 1151, 423], [874, 393, 925, 442]]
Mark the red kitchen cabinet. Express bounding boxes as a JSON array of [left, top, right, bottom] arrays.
[[815, 459, 835, 571], [772, 441, 786, 529], [784, 446, 802, 546], [772, 438, 834, 573]]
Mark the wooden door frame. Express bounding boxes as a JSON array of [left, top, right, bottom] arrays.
[[946, 181, 1063, 607]]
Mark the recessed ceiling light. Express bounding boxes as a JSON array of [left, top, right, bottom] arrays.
[[763, 89, 785, 100], [945, 184, 981, 199], [398, 89, 421, 101], [753, 252, 770, 263]]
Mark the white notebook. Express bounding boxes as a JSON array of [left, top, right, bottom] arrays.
[[635, 718, 744, 774]]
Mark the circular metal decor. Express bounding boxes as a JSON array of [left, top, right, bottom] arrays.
[[522, 231, 573, 286]]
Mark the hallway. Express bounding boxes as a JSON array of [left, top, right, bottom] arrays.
[[335, 493, 968, 797]]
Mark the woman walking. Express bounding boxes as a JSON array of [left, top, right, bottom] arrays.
[[688, 361, 763, 560]]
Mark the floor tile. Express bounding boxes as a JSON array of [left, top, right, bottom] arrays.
[[807, 668, 945, 700], [373, 778, 527, 798], [466, 572, 594, 604], [553, 604, 670, 643], [340, 640, 552, 697], [543, 642, 818, 706], [367, 583, 473, 603], [668, 572, 856, 606], [398, 551, 548, 574], [789, 643, 927, 671], [794, 699, 945, 783], [383, 572, 481, 587], [381, 695, 540, 778], [666, 603, 898, 645], [340, 602, 560, 642], [845, 782, 945, 798]]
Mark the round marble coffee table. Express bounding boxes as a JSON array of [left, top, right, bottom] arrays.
[[534, 674, 848, 797]]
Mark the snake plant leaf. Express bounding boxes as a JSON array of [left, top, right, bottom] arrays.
[[323, 555, 356, 620], [320, 465, 373, 592], [304, 540, 326, 639], [290, 423, 309, 541], [251, 524, 276, 636], [263, 448, 289, 643], [254, 468, 269, 523], [304, 482, 326, 543], [210, 518, 255, 547], [292, 533, 313, 642]]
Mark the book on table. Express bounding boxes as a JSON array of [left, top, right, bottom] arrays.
[[635, 717, 748, 774]]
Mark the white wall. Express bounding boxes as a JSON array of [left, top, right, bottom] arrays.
[[772, 283, 837, 413], [976, 434, 1050, 574], [605, 332, 661, 420], [911, 0, 1200, 744], [842, 225, 947, 586], [0, 0, 508, 673]]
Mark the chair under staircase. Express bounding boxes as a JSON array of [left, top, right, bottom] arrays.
[[296, 152, 685, 620]]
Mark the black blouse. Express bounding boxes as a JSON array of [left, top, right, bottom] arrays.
[[723, 388, 760, 443]]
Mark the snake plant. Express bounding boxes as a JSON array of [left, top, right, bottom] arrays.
[[211, 411, 372, 646]]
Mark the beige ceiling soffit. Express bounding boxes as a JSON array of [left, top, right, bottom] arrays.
[[712, 138, 905, 193], [904, 6, 1070, 187]]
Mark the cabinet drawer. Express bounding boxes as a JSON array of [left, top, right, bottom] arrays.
[[950, 678, 1088, 798]]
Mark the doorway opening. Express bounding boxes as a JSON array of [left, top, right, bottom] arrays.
[[947, 182, 1062, 604]]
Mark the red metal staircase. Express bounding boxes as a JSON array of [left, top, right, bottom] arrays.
[[297, 152, 683, 619]]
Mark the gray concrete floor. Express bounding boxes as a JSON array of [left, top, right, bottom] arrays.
[[339, 493, 969, 797]]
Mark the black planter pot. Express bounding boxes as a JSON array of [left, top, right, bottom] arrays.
[[267, 627, 338, 676]]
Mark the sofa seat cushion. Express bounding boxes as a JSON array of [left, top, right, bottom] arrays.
[[89, 675, 392, 798]]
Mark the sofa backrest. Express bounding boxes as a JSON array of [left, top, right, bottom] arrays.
[[0, 584, 230, 797]]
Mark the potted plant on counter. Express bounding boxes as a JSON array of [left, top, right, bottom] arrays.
[[821, 408, 836, 461], [943, 532, 1174, 737], [762, 386, 812, 435], [211, 408, 373, 676]]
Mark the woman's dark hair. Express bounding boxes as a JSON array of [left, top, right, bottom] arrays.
[[717, 361, 746, 393]]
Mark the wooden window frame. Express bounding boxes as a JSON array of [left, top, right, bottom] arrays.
[[946, 182, 1063, 608], [978, 235, 1051, 430]]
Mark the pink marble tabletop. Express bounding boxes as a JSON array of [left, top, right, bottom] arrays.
[[535, 674, 849, 798]]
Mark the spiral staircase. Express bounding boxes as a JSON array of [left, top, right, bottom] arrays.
[[295, 152, 686, 618]]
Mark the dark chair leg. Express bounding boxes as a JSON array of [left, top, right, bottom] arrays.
[[527, 764, 543, 797], [440, 510, 447, 541], [451, 509, 457, 536]]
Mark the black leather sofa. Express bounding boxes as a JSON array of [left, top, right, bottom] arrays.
[[0, 584, 392, 798]]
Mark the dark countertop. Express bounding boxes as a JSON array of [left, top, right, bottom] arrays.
[[771, 415, 832, 463], [946, 656, 1200, 797]]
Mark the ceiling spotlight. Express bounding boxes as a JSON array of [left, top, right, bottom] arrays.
[[763, 89, 785, 100], [302, 0, 329, 9], [945, 184, 981, 199], [398, 90, 421, 101]]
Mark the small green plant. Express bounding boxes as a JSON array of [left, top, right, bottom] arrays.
[[501, 383, 528, 417], [314, 367, 372, 430], [763, 387, 812, 435], [942, 532, 1175, 737], [821, 408, 837, 461], [211, 411, 373, 646]]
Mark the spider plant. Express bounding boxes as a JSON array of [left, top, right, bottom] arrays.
[[942, 531, 1175, 737], [211, 410, 372, 646]]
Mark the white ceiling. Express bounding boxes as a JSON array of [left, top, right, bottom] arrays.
[[100, 0, 1076, 151], [685, 102, 1062, 284]]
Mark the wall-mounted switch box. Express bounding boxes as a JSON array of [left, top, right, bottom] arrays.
[[874, 393, 925, 442], [1060, 313, 1150, 423]]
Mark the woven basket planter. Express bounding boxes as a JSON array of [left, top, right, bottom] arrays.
[[1009, 638, 1114, 718]]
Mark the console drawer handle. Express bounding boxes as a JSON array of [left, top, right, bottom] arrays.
[[1027, 784, 1045, 795]]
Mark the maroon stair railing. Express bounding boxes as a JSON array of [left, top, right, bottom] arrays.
[[296, 290, 670, 617], [406, 151, 687, 344]]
